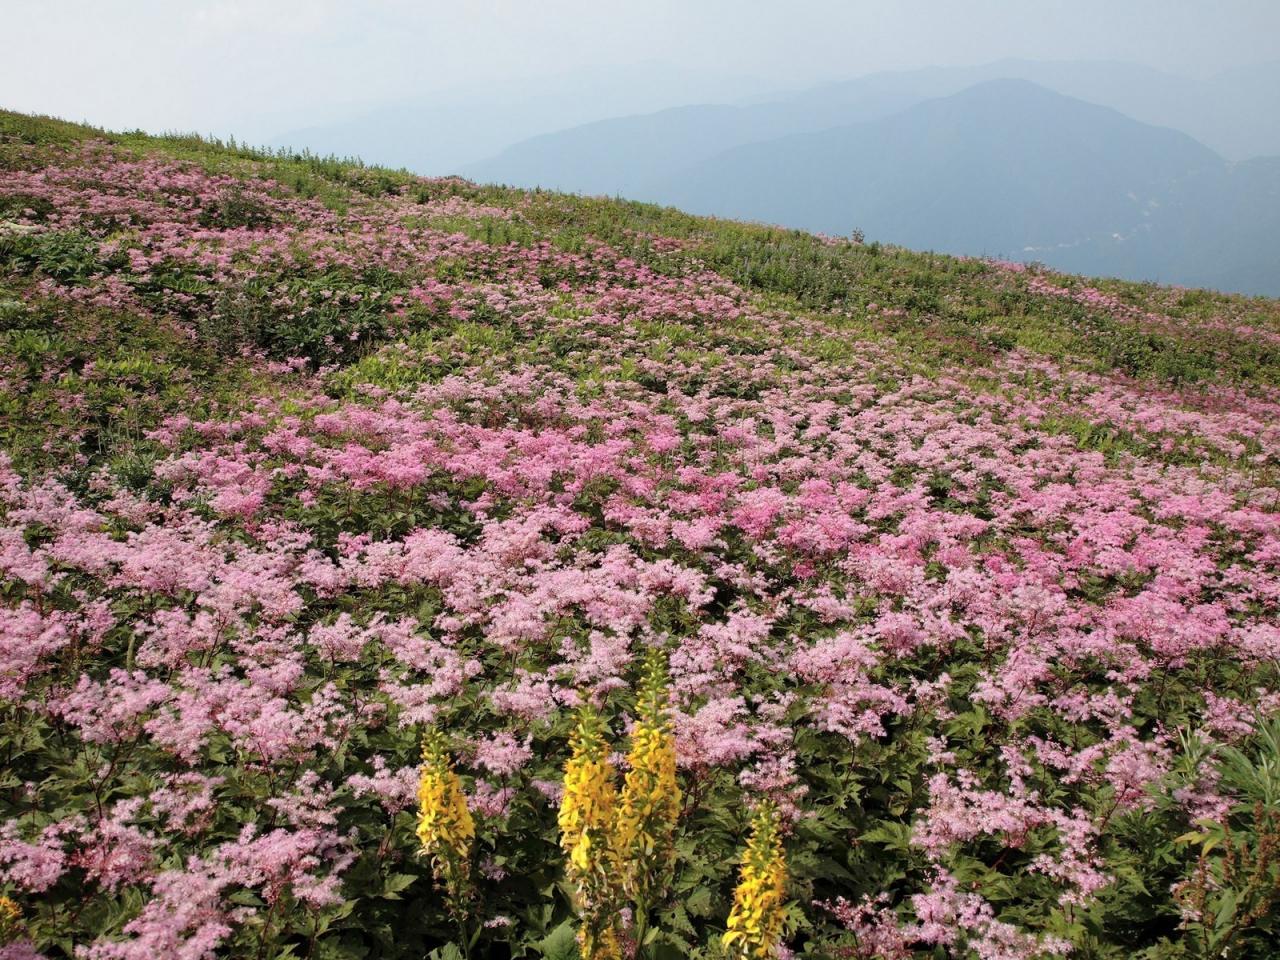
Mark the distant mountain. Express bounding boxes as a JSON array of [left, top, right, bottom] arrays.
[[653, 80, 1280, 295], [795, 59, 1280, 162], [464, 78, 1280, 296], [460, 59, 1280, 194], [455, 80, 937, 197], [265, 61, 779, 175], [1035, 153, 1280, 293]]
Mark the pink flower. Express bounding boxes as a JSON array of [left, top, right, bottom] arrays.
[[472, 731, 533, 777]]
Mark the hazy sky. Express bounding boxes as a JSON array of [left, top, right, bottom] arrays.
[[4, 0, 1279, 140]]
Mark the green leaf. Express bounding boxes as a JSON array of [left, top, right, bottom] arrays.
[[860, 820, 915, 852], [650, 942, 687, 960], [380, 872, 419, 899], [685, 885, 714, 918], [538, 918, 578, 960]]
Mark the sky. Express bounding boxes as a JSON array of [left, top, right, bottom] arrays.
[[3, 0, 1279, 142]]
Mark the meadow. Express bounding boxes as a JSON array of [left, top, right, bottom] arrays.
[[1, 109, 1278, 959]]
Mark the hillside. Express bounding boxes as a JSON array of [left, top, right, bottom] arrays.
[[2, 109, 1280, 960]]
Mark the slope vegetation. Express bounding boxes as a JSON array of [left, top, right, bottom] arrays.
[[1, 109, 1279, 960]]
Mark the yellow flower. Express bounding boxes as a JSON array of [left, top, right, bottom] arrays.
[[723, 803, 787, 960], [613, 651, 681, 909], [579, 922, 623, 960], [560, 707, 622, 958], [416, 727, 474, 905], [0, 895, 20, 942]]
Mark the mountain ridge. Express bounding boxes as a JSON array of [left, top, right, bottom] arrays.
[[465, 77, 1280, 295]]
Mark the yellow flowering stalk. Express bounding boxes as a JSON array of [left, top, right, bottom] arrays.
[[559, 706, 623, 960], [0, 895, 20, 943], [723, 803, 788, 960], [613, 650, 682, 946], [416, 727, 475, 911]]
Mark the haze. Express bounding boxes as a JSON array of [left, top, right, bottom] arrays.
[[4, 0, 1279, 143]]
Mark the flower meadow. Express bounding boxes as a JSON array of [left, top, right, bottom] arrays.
[[1, 109, 1279, 959]]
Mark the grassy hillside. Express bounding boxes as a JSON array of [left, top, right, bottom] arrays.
[[1, 108, 1279, 960]]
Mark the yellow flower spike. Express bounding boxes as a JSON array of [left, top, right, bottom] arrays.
[[560, 706, 622, 958], [727, 803, 783, 960], [416, 727, 474, 909], [723, 803, 787, 960], [0, 895, 20, 943], [613, 650, 682, 938], [579, 922, 623, 960]]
